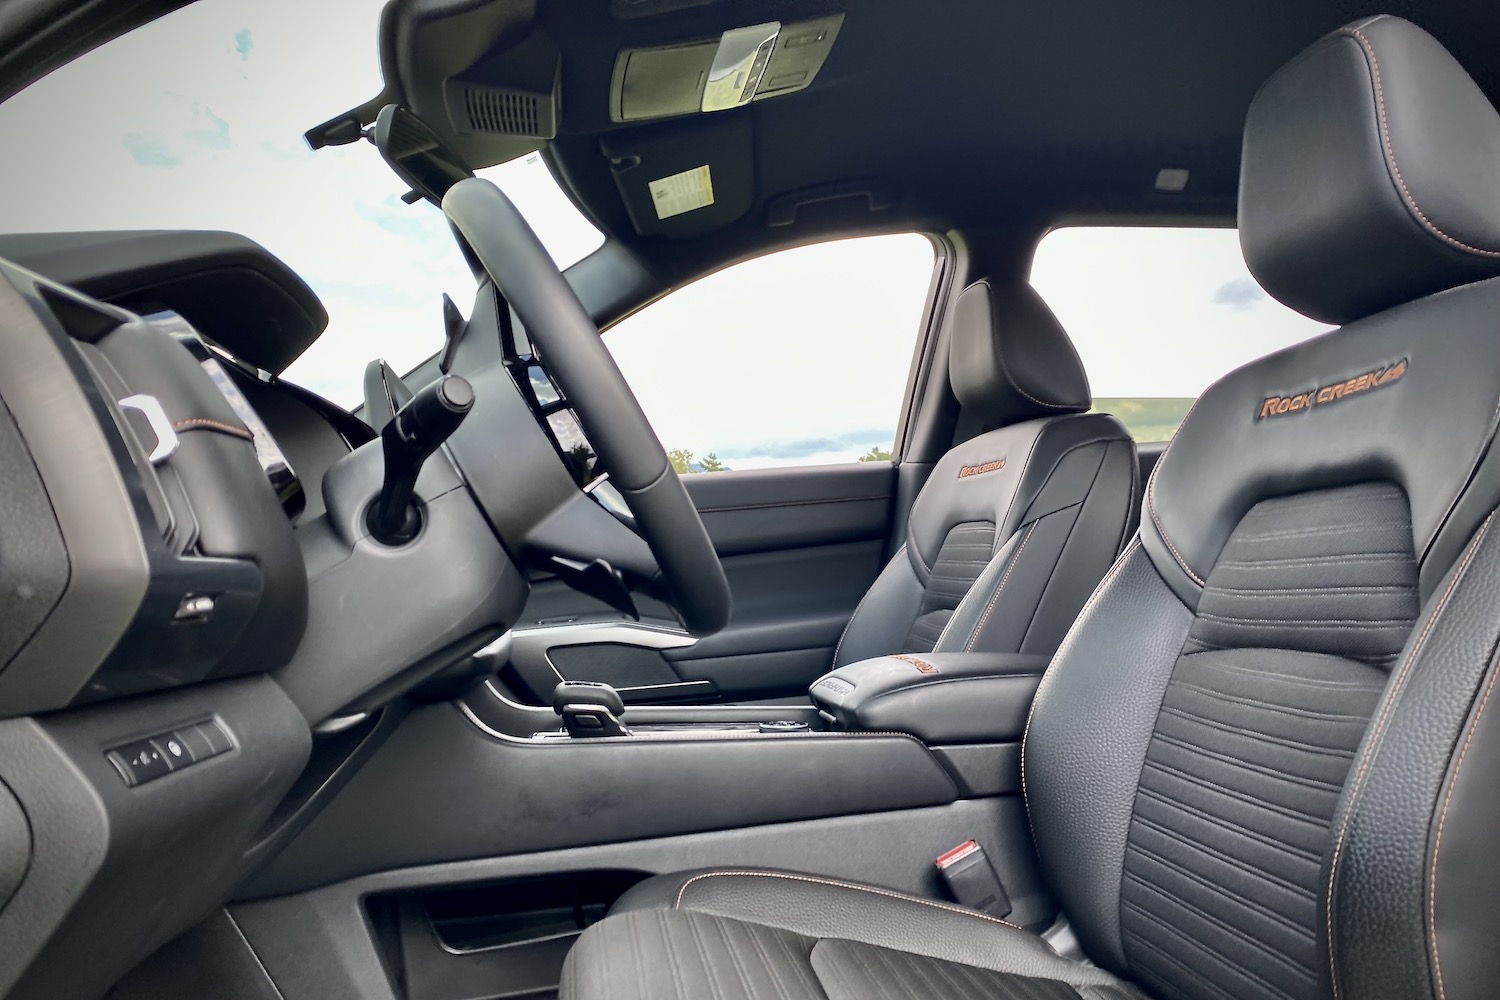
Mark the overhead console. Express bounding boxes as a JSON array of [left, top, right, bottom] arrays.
[[609, 15, 843, 122], [0, 258, 308, 717]]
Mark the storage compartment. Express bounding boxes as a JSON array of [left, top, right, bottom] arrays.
[[810, 651, 1050, 745], [366, 871, 647, 1000]]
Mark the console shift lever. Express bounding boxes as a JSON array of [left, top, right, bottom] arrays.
[[368, 374, 474, 545], [553, 681, 631, 738]]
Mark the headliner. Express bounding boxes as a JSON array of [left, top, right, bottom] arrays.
[[533, 0, 1500, 278], [4, 0, 1499, 285]]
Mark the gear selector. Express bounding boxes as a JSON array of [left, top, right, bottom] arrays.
[[552, 681, 631, 739]]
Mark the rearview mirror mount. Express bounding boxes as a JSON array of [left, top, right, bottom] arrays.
[[369, 104, 474, 205]]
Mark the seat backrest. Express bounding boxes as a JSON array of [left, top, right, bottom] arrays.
[[833, 278, 1137, 666], [1024, 16, 1500, 1000]]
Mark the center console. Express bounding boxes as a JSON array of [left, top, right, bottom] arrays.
[[809, 651, 1048, 742]]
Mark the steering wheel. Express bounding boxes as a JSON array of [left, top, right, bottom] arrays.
[[441, 177, 731, 637]]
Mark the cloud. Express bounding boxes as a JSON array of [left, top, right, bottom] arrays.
[[122, 132, 179, 167], [234, 28, 253, 61], [718, 428, 894, 461], [121, 103, 230, 167], [355, 195, 449, 241], [183, 105, 230, 149], [262, 140, 314, 162], [1211, 277, 1266, 312], [305, 279, 430, 311]]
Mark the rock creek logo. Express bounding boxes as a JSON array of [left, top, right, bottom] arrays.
[[958, 458, 1006, 478], [1257, 358, 1408, 420], [892, 655, 939, 674]]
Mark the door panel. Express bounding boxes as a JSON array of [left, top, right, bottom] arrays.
[[686, 463, 895, 554], [510, 463, 896, 704]]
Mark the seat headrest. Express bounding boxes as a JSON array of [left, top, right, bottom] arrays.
[[1240, 15, 1500, 325], [948, 279, 1091, 427]]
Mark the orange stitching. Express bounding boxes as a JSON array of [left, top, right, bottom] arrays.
[[966, 523, 1036, 652], [1325, 514, 1492, 1000], [1427, 648, 1500, 1000], [930, 425, 1046, 652], [173, 417, 254, 441], [672, 870, 1023, 930], [1143, 393, 1208, 588], [997, 423, 1047, 532], [981, 280, 1079, 411], [1020, 538, 1142, 835], [1344, 27, 1500, 259], [890, 654, 938, 673], [832, 544, 905, 665]]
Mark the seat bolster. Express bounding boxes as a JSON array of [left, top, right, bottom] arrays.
[[610, 867, 719, 914], [606, 868, 1128, 989], [830, 544, 928, 667], [1326, 515, 1500, 1000], [1023, 541, 1194, 973]]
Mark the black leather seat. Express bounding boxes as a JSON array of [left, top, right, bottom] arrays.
[[833, 277, 1137, 665], [561, 16, 1500, 1000]]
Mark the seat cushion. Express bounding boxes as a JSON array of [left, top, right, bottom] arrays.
[[560, 870, 1145, 1000]]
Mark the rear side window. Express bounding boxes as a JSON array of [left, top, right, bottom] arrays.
[[1029, 227, 1331, 441]]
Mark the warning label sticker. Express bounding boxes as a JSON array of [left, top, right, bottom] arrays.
[[648, 165, 715, 219]]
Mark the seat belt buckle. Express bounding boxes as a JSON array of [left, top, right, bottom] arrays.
[[936, 840, 1013, 918]]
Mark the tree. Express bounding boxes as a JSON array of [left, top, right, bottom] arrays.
[[698, 452, 725, 472], [858, 445, 894, 463], [567, 443, 595, 486], [668, 448, 694, 474]]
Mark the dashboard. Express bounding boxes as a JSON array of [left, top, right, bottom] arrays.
[[0, 232, 530, 998]]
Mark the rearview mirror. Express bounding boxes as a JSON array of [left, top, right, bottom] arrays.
[[370, 104, 473, 204]]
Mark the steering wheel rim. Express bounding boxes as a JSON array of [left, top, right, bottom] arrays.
[[442, 177, 731, 637]]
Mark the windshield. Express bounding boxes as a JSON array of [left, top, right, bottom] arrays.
[[0, 0, 603, 406]]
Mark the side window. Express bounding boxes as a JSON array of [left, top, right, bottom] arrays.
[[606, 234, 936, 471], [1029, 227, 1331, 441]]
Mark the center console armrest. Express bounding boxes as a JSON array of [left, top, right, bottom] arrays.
[[809, 652, 1050, 744]]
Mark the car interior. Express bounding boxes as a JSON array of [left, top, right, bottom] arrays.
[[1, 1, 1499, 998]]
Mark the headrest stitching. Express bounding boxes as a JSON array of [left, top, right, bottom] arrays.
[[1144, 391, 1211, 589], [1344, 26, 1500, 259], [984, 282, 1081, 411]]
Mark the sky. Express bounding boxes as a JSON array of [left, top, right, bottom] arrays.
[[0, 0, 1333, 468], [0, 0, 600, 404], [1029, 227, 1330, 398]]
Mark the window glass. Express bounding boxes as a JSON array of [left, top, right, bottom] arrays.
[[1029, 227, 1332, 441], [606, 234, 936, 471], [0, 0, 603, 407]]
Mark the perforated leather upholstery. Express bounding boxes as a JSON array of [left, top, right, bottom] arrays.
[[561, 16, 1500, 1000]]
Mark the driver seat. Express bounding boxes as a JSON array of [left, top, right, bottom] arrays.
[[560, 17, 1500, 1000]]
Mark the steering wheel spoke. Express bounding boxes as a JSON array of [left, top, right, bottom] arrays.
[[443, 178, 730, 636]]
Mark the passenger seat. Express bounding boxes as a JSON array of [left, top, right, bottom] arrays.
[[833, 277, 1137, 665]]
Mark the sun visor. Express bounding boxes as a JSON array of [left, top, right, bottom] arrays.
[[602, 113, 754, 238], [609, 15, 842, 123]]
